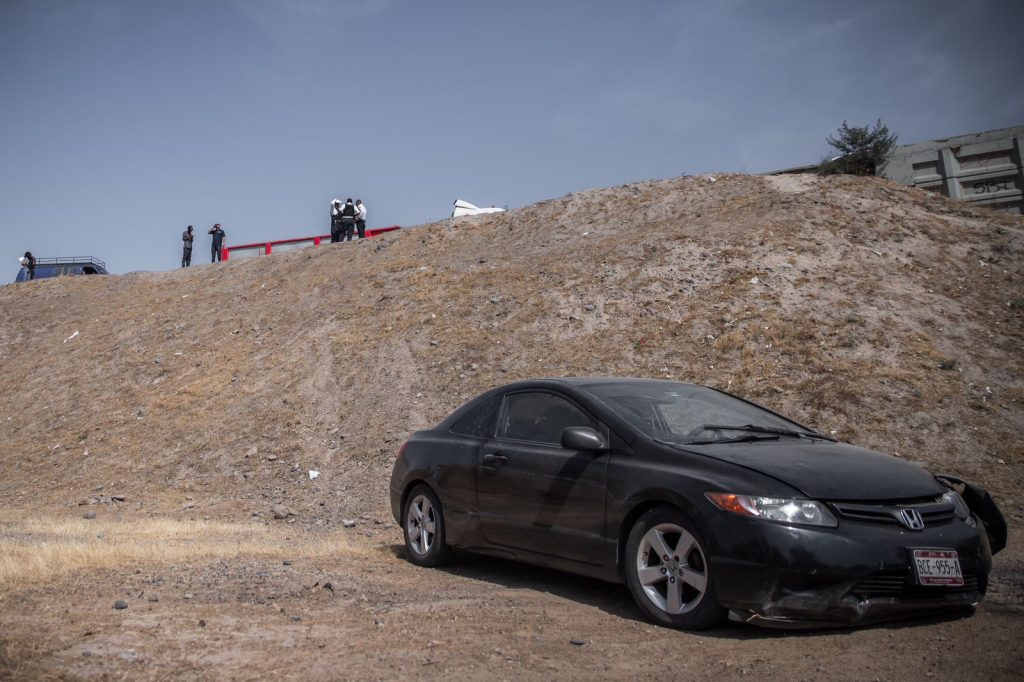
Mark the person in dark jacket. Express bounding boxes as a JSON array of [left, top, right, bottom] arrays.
[[340, 198, 357, 241], [330, 199, 343, 243], [22, 251, 36, 280], [182, 225, 194, 267], [209, 223, 226, 262]]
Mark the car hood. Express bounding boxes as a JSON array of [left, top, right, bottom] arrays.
[[686, 440, 945, 501]]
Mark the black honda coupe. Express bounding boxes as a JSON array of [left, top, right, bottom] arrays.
[[389, 378, 1006, 629]]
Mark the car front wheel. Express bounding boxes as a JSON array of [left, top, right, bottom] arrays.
[[624, 506, 726, 629], [402, 484, 451, 567]]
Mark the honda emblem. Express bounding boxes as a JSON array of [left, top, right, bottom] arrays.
[[898, 508, 925, 530]]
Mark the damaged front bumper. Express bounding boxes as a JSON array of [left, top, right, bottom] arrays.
[[708, 508, 994, 629]]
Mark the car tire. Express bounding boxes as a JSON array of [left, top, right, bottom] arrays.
[[402, 484, 452, 567], [624, 506, 726, 629]]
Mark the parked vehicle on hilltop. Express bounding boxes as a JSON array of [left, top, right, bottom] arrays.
[[15, 256, 108, 283], [389, 377, 1006, 629]]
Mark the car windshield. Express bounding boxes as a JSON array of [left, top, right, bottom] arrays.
[[580, 380, 816, 444]]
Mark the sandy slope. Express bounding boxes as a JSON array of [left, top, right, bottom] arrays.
[[1, 173, 1022, 679]]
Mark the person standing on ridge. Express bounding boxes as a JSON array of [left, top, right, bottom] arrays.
[[330, 199, 343, 243], [355, 199, 367, 239], [209, 223, 226, 262], [21, 251, 36, 280], [340, 198, 357, 241], [182, 225, 194, 267]]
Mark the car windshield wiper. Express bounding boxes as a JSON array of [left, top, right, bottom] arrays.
[[687, 434, 781, 445], [701, 424, 833, 440]]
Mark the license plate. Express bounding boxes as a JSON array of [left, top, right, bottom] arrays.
[[912, 549, 964, 586]]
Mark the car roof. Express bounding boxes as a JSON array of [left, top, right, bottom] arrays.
[[501, 377, 702, 390]]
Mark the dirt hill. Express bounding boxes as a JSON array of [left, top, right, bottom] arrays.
[[2, 173, 1021, 522], [2, 172, 1023, 680]]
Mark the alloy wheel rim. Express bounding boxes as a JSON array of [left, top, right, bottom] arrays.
[[636, 522, 709, 615], [406, 494, 437, 556]]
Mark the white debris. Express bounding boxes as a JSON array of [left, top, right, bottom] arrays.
[[63, 330, 80, 343], [308, 470, 320, 480], [749, 277, 759, 284]]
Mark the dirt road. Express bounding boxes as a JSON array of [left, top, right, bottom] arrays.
[[2, 516, 1022, 681]]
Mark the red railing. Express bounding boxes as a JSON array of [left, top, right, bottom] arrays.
[[223, 226, 401, 260]]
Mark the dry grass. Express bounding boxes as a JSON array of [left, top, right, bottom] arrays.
[[0, 514, 358, 598]]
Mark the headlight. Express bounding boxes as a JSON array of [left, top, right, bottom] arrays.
[[706, 492, 838, 528], [941, 490, 972, 521]]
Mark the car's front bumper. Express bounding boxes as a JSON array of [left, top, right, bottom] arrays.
[[707, 512, 992, 628]]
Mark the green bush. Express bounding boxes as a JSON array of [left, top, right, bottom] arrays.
[[821, 120, 897, 176]]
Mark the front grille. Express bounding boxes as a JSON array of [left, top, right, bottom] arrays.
[[831, 498, 956, 528], [852, 569, 979, 599]]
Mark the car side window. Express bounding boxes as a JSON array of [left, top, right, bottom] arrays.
[[499, 392, 595, 445], [449, 396, 498, 438]]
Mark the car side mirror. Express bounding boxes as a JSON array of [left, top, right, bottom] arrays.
[[561, 426, 609, 453]]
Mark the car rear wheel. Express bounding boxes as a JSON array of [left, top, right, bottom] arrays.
[[403, 484, 451, 567], [625, 506, 726, 629]]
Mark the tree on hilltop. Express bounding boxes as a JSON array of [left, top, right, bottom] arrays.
[[821, 119, 897, 176]]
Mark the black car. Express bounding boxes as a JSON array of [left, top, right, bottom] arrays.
[[389, 378, 1006, 629]]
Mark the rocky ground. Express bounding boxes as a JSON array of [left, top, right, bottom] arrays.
[[1, 173, 1022, 679]]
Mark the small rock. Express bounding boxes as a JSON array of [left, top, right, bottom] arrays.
[[246, 446, 258, 457], [198, 619, 206, 627], [83, 511, 96, 520], [283, 559, 292, 566], [148, 595, 159, 602], [113, 600, 128, 610], [938, 359, 956, 371], [570, 639, 586, 646], [323, 582, 334, 591], [111, 495, 126, 502], [272, 505, 290, 520], [267, 454, 278, 461], [429, 340, 439, 346], [342, 519, 357, 528]]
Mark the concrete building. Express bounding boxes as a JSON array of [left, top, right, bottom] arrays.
[[879, 126, 1024, 215]]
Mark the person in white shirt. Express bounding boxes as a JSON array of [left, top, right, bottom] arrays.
[[355, 199, 367, 239]]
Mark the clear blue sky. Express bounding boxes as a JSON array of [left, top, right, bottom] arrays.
[[2, 0, 1022, 274]]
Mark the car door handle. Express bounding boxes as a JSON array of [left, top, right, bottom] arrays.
[[482, 453, 509, 465]]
